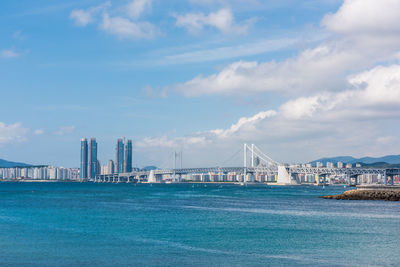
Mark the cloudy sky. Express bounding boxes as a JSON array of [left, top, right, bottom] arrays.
[[1, 0, 400, 168]]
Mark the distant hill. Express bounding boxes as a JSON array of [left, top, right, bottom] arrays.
[[0, 159, 32, 168], [310, 155, 400, 166], [359, 162, 400, 168]]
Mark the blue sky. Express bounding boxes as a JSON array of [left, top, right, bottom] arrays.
[[1, 0, 400, 168]]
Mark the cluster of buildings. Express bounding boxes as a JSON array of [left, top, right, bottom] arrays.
[[80, 138, 133, 180], [0, 166, 79, 180]]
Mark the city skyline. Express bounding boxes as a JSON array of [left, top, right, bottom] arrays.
[[81, 137, 133, 178], [1, 0, 400, 168]]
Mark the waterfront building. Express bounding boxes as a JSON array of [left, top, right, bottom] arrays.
[[337, 162, 344, 168], [97, 160, 100, 176], [108, 160, 115, 174], [48, 166, 57, 180], [316, 162, 323, 168], [100, 165, 108, 175], [80, 138, 88, 179], [89, 138, 98, 179], [346, 163, 352, 168], [116, 139, 124, 173], [326, 162, 334, 168], [124, 139, 133, 173], [254, 156, 260, 167], [0, 166, 78, 181]]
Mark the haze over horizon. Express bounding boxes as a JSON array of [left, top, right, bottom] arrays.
[[2, 0, 400, 168]]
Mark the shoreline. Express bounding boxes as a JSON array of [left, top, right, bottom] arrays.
[[0, 179, 79, 183], [321, 186, 400, 201]]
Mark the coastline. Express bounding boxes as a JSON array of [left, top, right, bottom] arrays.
[[0, 179, 79, 183], [320, 186, 400, 201]]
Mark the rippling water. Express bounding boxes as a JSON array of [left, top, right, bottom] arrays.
[[0, 183, 399, 266]]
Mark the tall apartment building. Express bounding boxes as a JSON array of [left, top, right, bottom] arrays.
[[116, 139, 124, 173], [124, 139, 133, 173], [80, 138, 88, 179], [108, 160, 115, 174], [89, 138, 98, 179]]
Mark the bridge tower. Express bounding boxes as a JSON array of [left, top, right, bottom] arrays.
[[243, 143, 280, 183]]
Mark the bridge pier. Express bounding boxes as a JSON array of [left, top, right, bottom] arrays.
[[322, 174, 326, 186], [277, 166, 298, 185]]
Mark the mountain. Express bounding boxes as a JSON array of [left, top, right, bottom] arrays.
[[310, 155, 400, 166], [356, 155, 400, 164], [0, 159, 32, 168], [360, 162, 400, 168]]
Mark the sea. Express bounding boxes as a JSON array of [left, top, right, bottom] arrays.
[[0, 182, 399, 266]]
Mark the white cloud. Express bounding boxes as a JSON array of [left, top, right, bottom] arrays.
[[162, 37, 297, 64], [167, 37, 400, 97], [322, 0, 400, 35], [166, 45, 348, 96], [0, 122, 29, 145], [70, 2, 110, 27], [174, 8, 252, 35], [1, 49, 20, 58], [70, 9, 93, 26], [279, 64, 400, 121], [189, 0, 261, 8], [136, 136, 180, 148], [54, 126, 75, 136], [167, 0, 400, 98], [34, 129, 45, 135], [70, 1, 156, 40], [100, 12, 156, 39], [126, 0, 152, 19], [136, 110, 278, 150], [210, 110, 277, 139], [137, 63, 400, 164], [348, 64, 400, 106]]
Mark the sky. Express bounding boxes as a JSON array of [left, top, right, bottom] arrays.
[[1, 0, 400, 168]]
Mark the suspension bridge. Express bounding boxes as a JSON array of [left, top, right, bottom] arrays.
[[94, 144, 400, 185]]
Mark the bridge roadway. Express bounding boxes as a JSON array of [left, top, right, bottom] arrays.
[[94, 166, 276, 183], [286, 167, 400, 185], [94, 166, 400, 184]]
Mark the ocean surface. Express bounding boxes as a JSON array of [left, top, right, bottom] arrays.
[[0, 183, 399, 266]]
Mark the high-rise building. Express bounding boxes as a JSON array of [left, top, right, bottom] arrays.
[[116, 138, 124, 173], [124, 139, 133, 173], [254, 156, 260, 167], [80, 138, 88, 179], [89, 138, 98, 179], [108, 160, 115, 174]]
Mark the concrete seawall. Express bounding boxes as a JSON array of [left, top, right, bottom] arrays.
[[320, 185, 400, 201]]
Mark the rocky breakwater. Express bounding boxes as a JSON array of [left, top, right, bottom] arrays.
[[321, 185, 400, 201]]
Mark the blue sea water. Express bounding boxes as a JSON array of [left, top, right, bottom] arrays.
[[0, 183, 399, 266]]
